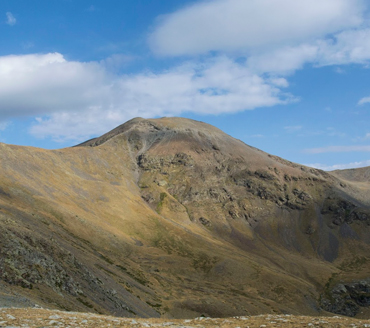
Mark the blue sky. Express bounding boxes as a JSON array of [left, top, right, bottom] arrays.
[[1, 0, 370, 170]]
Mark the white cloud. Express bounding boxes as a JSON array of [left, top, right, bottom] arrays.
[[149, 0, 364, 56], [0, 53, 108, 119], [304, 145, 370, 154], [358, 96, 370, 105], [245, 28, 370, 75], [6, 12, 16, 26], [247, 44, 318, 74], [305, 160, 370, 171], [148, 0, 370, 77], [334, 67, 345, 74], [4, 0, 370, 143], [353, 132, 370, 142], [100, 54, 135, 71], [147, 0, 370, 80], [268, 77, 289, 88], [0, 53, 292, 142], [317, 28, 370, 66]]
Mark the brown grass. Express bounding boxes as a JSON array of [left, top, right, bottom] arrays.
[[1, 308, 370, 327]]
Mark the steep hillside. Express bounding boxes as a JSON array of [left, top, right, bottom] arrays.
[[1, 117, 370, 318]]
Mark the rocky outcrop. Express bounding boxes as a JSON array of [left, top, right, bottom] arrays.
[[321, 198, 370, 226], [321, 279, 370, 317], [137, 153, 194, 171], [0, 226, 153, 316]]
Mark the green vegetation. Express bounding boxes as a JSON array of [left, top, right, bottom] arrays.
[[321, 272, 339, 302], [116, 264, 149, 286], [98, 253, 115, 265], [116, 264, 127, 271], [151, 217, 193, 256], [146, 301, 162, 308], [271, 285, 286, 296], [76, 297, 94, 309], [156, 192, 167, 213], [49, 209, 65, 223], [94, 264, 117, 277], [192, 252, 218, 274], [337, 256, 369, 272]]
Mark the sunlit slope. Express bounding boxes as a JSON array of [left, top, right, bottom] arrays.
[[1, 117, 370, 318]]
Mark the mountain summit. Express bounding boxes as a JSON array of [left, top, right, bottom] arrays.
[[1, 117, 370, 318]]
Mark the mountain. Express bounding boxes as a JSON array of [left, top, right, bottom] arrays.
[[1, 117, 370, 318]]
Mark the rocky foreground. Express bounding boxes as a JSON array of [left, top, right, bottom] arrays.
[[0, 309, 370, 328]]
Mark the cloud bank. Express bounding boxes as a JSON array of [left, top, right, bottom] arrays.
[[149, 0, 370, 75], [2, 0, 370, 143], [149, 0, 364, 56], [0, 53, 290, 141]]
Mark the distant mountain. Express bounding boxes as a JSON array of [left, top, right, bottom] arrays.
[[1, 117, 370, 318], [332, 166, 370, 183]]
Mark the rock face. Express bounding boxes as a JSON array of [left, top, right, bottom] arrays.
[[321, 279, 370, 317], [1, 117, 370, 318]]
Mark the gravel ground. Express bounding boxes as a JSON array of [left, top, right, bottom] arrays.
[[1, 308, 370, 328]]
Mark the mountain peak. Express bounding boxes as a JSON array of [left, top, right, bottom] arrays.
[[76, 117, 224, 148], [1, 117, 370, 318]]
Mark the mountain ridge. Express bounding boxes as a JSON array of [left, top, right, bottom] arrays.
[[1, 117, 370, 318]]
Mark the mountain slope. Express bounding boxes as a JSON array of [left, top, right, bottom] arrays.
[[1, 117, 370, 318]]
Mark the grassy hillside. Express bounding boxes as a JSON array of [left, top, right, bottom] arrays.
[[1, 117, 370, 318]]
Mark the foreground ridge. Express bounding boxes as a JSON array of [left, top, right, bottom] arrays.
[[1, 308, 370, 328]]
